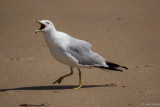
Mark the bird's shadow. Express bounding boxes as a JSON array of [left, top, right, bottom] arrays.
[[0, 84, 117, 92]]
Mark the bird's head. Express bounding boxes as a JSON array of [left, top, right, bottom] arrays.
[[34, 20, 55, 34]]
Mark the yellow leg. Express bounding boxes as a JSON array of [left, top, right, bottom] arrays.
[[74, 69, 82, 89], [53, 66, 73, 84]]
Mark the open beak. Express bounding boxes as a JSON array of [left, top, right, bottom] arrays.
[[34, 19, 46, 34]]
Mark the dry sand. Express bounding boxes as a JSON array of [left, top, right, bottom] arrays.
[[0, 0, 160, 107]]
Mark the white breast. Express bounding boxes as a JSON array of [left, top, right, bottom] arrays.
[[44, 32, 80, 67]]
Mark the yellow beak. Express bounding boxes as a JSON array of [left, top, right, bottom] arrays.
[[34, 29, 41, 34], [34, 19, 42, 34]]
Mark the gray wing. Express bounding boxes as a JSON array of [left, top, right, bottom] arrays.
[[66, 38, 107, 67]]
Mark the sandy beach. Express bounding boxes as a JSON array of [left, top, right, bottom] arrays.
[[0, 0, 160, 106]]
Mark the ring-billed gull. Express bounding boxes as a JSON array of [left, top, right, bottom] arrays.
[[34, 20, 128, 89]]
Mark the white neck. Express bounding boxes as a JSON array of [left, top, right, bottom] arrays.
[[43, 26, 59, 47]]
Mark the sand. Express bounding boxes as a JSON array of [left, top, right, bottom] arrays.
[[0, 0, 160, 107]]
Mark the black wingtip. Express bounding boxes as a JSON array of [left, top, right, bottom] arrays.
[[105, 61, 128, 70], [95, 66, 123, 72], [121, 66, 128, 70], [108, 67, 123, 72]]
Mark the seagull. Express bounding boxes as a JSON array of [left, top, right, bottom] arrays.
[[34, 20, 128, 89]]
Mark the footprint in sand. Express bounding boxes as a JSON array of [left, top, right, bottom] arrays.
[[128, 65, 153, 68], [134, 88, 144, 93], [7, 56, 35, 61], [106, 83, 118, 87]]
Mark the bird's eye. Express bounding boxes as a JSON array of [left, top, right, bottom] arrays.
[[47, 22, 50, 25]]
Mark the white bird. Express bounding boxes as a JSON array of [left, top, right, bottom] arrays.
[[34, 20, 128, 89]]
